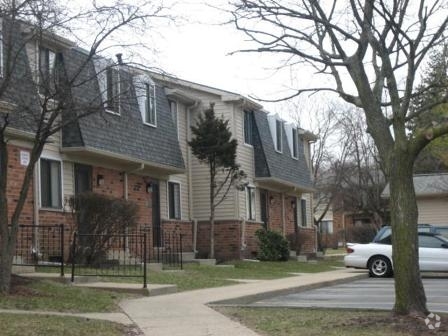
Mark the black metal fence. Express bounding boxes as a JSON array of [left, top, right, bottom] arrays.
[[12, 224, 65, 276], [10, 224, 184, 286], [71, 232, 148, 287], [152, 228, 184, 270]]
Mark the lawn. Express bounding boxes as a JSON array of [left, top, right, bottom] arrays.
[[0, 276, 132, 313], [0, 313, 135, 336], [216, 307, 448, 336], [146, 259, 343, 291]]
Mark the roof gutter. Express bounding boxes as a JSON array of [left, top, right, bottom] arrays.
[[254, 176, 316, 193]]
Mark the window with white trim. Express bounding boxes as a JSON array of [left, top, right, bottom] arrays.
[[134, 74, 157, 126], [246, 186, 256, 220], [275, 119, 282, 152], [244, 110, 254, 145], [168, 181, 181, 220], [169, 100, 178, 132], [94, 58, 120, 115], [145, 83, 156, 125], [292, 127, 298, 159], [40, 158, 62, 209], [320, 220, 333, 234], [39, 47, 62, 95]]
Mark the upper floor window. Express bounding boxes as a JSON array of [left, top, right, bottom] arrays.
[[244, 110, 254, 145], [39, 47, 62, 96], [94, 58, 120, 115], [275, 119, 282, 152], [169, 100, 178, 133], [40, 158, 62, 209], [292, 127, 298, 159], [145, 83, 156, 125], [168, 181, 181, 220]]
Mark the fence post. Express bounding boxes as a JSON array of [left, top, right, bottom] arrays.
[[60, 224, 64, 277], [180, 234, 183, 270], [143, 232, 147, 289], [71, 232, 77, 283]]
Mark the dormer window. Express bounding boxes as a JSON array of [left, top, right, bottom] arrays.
[[275, 119, 282, 152], [134, 74, 157, 127], [39, 47, 62, 96], [244, 110, 254, 145], [145, 83, 156, 126], [292, 127, 298, 159], [94, 57, 120, 115]]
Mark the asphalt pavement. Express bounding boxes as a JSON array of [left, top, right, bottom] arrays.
[[250, 278, 448, 313]]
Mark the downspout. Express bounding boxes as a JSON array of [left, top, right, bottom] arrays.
[[187, 100, 200, 253], [33, 161, 40, 251], [281, 193, 286, 236]]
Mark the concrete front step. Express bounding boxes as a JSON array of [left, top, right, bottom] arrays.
[[75, 282, 177, 296]]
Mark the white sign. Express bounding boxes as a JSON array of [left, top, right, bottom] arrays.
[[20, 151, 30, 166]]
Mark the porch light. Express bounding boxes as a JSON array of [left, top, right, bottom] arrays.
[[146, 182, 153, 193]]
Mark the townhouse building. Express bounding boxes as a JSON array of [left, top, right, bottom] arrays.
[[3, 18, 317, 263]]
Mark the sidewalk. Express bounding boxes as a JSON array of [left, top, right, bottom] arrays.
[[120, 268, 366, 336]]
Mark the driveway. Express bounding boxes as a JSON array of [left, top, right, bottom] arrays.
[[249, 278, 448, 313]]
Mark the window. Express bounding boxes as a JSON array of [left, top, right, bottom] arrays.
[[246, 186, 256, 220], [275, 119, 282, 152], [292, 128, 298, 158], [300, 199, 307, 227], [39, 47, 62, 95], [40, 158, 62, 209], [244, 110, 254, 145], [106, 67, 120, 113], [320, 220, 333, 234], [169, 100, 178, 133], [168, 181, 181, 220], [145, 83, 156, 125], [418, 235, 446, 248]]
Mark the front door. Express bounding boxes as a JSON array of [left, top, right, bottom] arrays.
[[151, 181, 162, 247]]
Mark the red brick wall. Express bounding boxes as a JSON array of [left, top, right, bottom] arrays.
[[268, 192, 283, 233], [196, 220, 241, 261], [284, 196, 297, 236], [241, 221, 264, 259], [298, 226, 316, 254], [6, 144, 34, 225], [161, 219, 193, 251]]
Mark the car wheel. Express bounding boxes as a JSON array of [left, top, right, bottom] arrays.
[[368, 256, 392, 278]]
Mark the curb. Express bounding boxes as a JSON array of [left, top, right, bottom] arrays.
[[209, 272, 368, 306]]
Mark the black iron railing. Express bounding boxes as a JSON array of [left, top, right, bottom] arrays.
[[11, 224, 66, 276], [71, 232, 148, 288], [151, 227, 183, 270]]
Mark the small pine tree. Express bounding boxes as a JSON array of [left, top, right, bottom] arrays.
[[188, 103, 246, 259]]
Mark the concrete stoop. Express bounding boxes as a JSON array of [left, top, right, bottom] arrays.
[[191, 258, 217, 266], [75, 282, 177, 296], [12, 265, 35, 274]]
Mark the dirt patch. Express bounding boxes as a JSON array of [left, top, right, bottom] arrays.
[[340, 314, 448, 336], [8, 275, 48, 297]]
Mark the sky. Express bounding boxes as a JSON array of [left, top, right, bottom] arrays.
[[143, 0, 323, 124]]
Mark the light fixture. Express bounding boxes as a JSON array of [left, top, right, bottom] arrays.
[[97, 174, 104, 186], [146, 182, 153, 193]]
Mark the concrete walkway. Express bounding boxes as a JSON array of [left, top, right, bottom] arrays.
[[120, 269, 366, 336], [0, 309, 133, 325]]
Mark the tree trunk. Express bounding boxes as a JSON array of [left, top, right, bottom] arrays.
[[209, 211, 215, 260], [0, 246, 13, 294], [389, 153, 428, 316], [209, 164, 215, 260]]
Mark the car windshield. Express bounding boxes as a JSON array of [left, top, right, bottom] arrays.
[[372, 224, 439, 244]]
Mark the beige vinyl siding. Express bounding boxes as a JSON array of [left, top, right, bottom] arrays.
[[184, 91, 236, 220], [417, 198, 448, 225], [159, 180, 168, 218]]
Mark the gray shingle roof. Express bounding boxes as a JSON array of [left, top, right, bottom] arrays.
[[382, 173, 448, 197], [62, 50, 184, 170], [252, 110, 313, 190]]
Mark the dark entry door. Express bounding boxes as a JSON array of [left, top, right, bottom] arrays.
[[260, 189, 269, 229], [151, 181, 162, 246], [74, 164, 92, 196]]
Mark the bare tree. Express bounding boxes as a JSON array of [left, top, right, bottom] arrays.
[[0, 0, 172, 294], [231, 0, 448, 316]]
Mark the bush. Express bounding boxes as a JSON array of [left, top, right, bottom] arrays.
[[72, 192, 138, 265], [347, 225, 377, 243], [255, 229, 290, 261]]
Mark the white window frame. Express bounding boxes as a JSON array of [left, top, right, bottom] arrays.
[[167, 180, 181, 220], [291, 127, 298, 159], [105, 67, 120, 115], [243, 110, 254, 146], [169, 99, 178, 138], [39, 156, 64, 210], [275, 119, 283, 153], [144, 82, 157, 126], [246, 185, 256, 220], [93, 57, 120, 116]]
